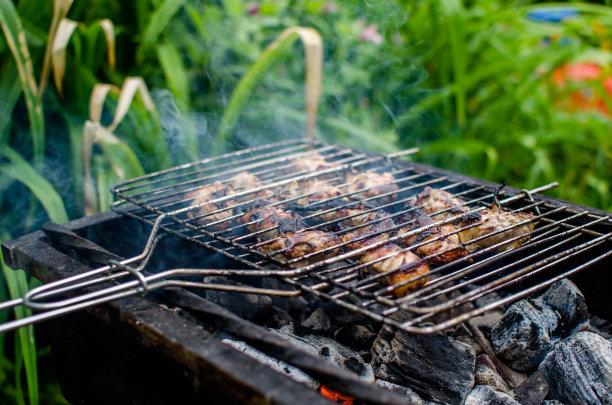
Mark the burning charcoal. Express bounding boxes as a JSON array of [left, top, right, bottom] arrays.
[[374, 379, 428, 405], [334, 324, 377, 351], [539, 331, 612, 405], [269, 324, 375, 383], [464, 385, 521, 405], [219, 334, 317, 389], [513, 370, 549, 405], [474, 354, 511, 395], [490, 300, 559, 372], [371, 324, 475, 405], [537, 278, 589, 335], [491, 279, 590, 372], [300, 308, 331, 335]]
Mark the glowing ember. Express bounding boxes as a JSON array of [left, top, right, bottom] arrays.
[[319, 385, 354, 404]]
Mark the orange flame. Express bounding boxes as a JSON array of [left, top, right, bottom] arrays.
[[319, 385, 354, 405]]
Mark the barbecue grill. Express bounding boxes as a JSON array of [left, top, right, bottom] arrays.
[[3, 138, 611, 336]]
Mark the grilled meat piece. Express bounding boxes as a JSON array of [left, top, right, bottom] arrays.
[[395, 211, 468, 266], [237, 205, 301, 239], [359, 244, 430, 297], [258, 230, 342, 266], [284, 152, 335, 174], [227, 171, 261, 189], [226, 171, 275, 202], [344, 170, 398, 204], [459, 203, 536, 253], [339, 215, 396, 250], [185, 181, 234, 231], [277, 179, 342, 205], [410, 187, 469, 222]]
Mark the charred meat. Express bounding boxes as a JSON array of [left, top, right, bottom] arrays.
[[344, 170, 398, 204], [396, 211, 468, 266], [359, 244, 430, 297], [277, 178, 342, 206], [237, 205, 301, 239], [459, 203, 535, 253], [284, 152, 335, 174], [185, 181, 235, 231], [258, 229, 342, 266], [410, 187, 469, 222]]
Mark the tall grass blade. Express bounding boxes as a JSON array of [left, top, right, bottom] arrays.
[[214, 26, 322, 153], [97, 19, 116, 72], [0, 147, 68, 223], [156, 42, 189, 110], [108, 77, 156, 132], [82, 120, 99, 215], [439, 0, 467, 126], [0, 62, 23, 140], [51, 18, 78, 97], [0, 0, 45, 166], [89, 83, 120, 123], [137, 0, 187, 63], [2, 251, 38, 405], [38, 0, 73, 97]]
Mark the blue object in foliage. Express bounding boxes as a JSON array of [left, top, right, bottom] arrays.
[[527, 8, 579, 23]]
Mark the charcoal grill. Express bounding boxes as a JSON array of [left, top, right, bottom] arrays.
[[2, 138, 611, 335]]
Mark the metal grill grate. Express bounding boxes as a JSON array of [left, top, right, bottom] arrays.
[[110, 139, 612, 333]]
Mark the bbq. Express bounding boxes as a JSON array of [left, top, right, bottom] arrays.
[[2, 139, 611, 404]]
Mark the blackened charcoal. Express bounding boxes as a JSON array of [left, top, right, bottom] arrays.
[[371, 325, 475, 405], [269, 324, 375, 383], [464, 385, 520, 405], [513, 370, 549, 405], [539, 331, 612, 405], [491, 279, 590, 372], [491, 300, 559, 372], [334, 325, 377, 351], [536, 279, 589, 336], [299, 308, 331, 335]]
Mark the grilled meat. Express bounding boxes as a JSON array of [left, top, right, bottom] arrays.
[[396, 211, 468, 265], [185, 181, 235, 231], [258, 229, 342, 266], [226, 171, 275, 201], [459, 203, 535, 253], [410, 187, 469, 222], [339, 215, 396, 250], [227, 171, 261, 189], [285, 152, 335, 174], [344, 170, 398, 204], [277, 179, 342, 205], [359, 244, 430, 297], [237, 205, 301, 239]]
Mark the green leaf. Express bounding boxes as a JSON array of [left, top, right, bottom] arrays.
[[0, 146, 68, 223], [156, 42, 189, 110], [0, 0, 45, 166], [137, 0, 187, 63]]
